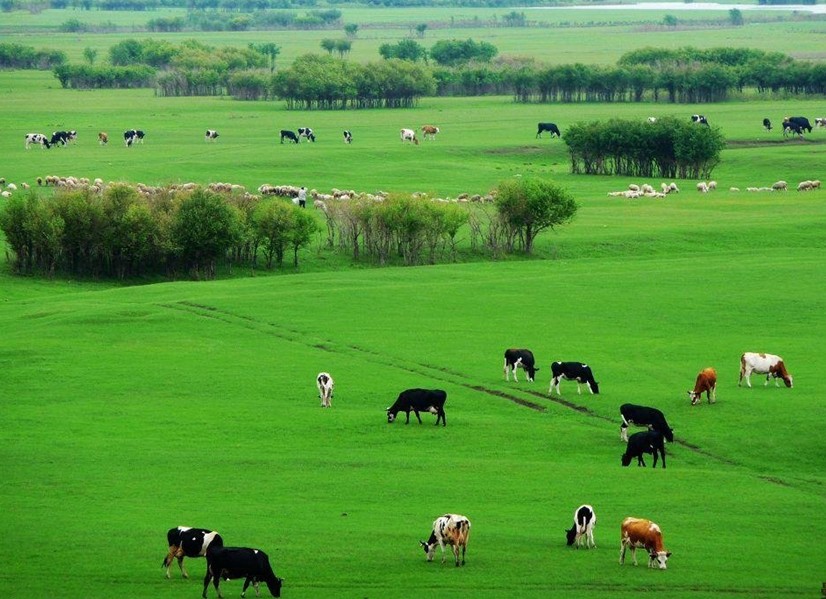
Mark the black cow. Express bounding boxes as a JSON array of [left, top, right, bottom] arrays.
[[783, 122, 804, 138], [504, 348, 538, 382], [343, 130, 352, 144], [50, 130, 76, 146], [536, 122, 561, 138], [784, 116, 812, 133], [691, 114, 709, 126], [550, 361, 599, 395], [621, 430, 666, 468], [297, 127, 315, 142], [124, 129, 145, 146], [619, 403, 674, 443], [280, 129, 298, 144], [164, 526, 223, 579], [386, 388, 447, 426], [203, 546, 282, 598], [762, 118, 772, 131]]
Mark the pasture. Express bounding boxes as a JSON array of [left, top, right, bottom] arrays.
[[2, 6, 826, 597]]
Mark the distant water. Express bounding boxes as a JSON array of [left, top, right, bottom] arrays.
[[525, 2, 826, 13]]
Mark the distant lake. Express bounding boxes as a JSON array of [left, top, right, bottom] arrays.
[[525, 2, 826, 13]]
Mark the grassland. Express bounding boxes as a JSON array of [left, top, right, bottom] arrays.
[[2, 5, 826, 598]]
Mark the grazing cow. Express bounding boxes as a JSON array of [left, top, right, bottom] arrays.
[[205, 129, 219, 142], [297, 127, 315, 142], [762, 118, 772, 131], [503, 348, 538, 382], [691, 114, 709, 126], [24, 133, 51, 149], [163, 526, 223, 579], [50, 130, 76, 146], [400, 128, 419, 145], [565, 504, 596, 549], [536, 122, 561, 138], [98, 132, 109, 145], [688, 367, 717, 405], [420, 514, 471, 566], [343, 130, 352, 144], [124, 129, 145, 146], [421, 125, 440, 140], [316, 372, 334, 408], [203, 546, 282, 598], [386, 388, 447, 426], [621, 430, 666, 468], [550, 361, 599, 395], [784, 116, 812, 133], [620, 403, 674, 443], [620, 517, 671, 569], [280, 129, 299, 144], [738, 352, 793, 388], [783, 122, 804, 138]]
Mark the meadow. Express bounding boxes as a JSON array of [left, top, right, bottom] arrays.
[[2, 5, 826, 598]]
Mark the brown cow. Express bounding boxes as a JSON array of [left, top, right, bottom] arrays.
[[421, 125, 440, 140], [739, 352, 793, 388], [98, 132, 108, 145], [688, 367, 717, 405], [620, 517, 671, 569]]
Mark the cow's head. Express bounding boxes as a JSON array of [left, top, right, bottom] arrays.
[[565, 527, 577, 546], [271, 577, 283, 597], [420, 540, 436, 561], [662, 427, 674, 443], [687, 390, 700, 405], [525, 365, 538, 382], [648, 550, 671, 569], [621, 453, 632, 467], [386, 408, 396, 423], [590, 380, 600, 394]]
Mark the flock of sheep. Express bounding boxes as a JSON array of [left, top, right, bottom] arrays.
[[606, 177, 821, 199]]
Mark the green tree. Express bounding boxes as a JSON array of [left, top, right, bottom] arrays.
[[728, 8, 744, 26], [663, 14, 678, 27], [495, 178, 577, 254], [288, 209, 318, 267], [344, 23, 358, 38], [415, 23, 428, 38], [335, 39, 352, 59], [430, 39, 498, 67], [253, 200, 293, 268], [249, 42, 281, 73], [320, 39, 336, 55], [379, 39, 427, 62], [83, 47, 97, 65]]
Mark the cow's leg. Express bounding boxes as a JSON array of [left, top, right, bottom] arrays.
[[503, 359, 509, 381], [619, 542, 626, 565], [202, 569, 212, 599], [413, 410, 423, 424], [179, 555, 188, 578], [660, 447, 666, 469], [620, 421, 628, 442], [404, 409, 412, 424], [630, 546, 638, 566], [576, 381, 582, 394], [439, 408, 446, 427], [652, 450, 658, 468]]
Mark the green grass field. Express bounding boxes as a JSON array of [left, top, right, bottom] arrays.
[[2, 5, 826, 598]]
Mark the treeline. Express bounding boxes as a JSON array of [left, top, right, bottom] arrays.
[[0, 43, 66, 70], [5, 0, 535, 11], [564, 117, 725, 180], [0, 185, 319, 279]]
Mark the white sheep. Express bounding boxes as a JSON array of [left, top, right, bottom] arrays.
[[771, 181, 787, 191], [697, 182, 709, 193]]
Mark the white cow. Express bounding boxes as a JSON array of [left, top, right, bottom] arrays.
[[205, 129, 219, 142], [400, 128, 419, 145], [738, 352, 793, 388], [420, 514, 471, 566], [316, 372, 334, 407], [24, 133, 50, 149]]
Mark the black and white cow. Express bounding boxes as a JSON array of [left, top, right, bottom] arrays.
[[619, 403, 674, 443], [421, 514, 471, 567], [503, 348, 538, 382], [536, 122, 561, 138], [783, 121, 804, 138], [784, 116, 812, 133], [316, 372, 334, 408], [163, 526, 223, 579], [691, 114, 709, 126], [343, 130, 352, 144], [203, 546, 283, 598], [621, 430, 667, 468], [386, 388, 447, 426], [205, 129, 219, 142], [280, 129, 298, 144], [762, 118, 772, 131], [297, 127, 315, 142], [549, 361, 599, 395], [50, 130, 77, 146], [566, 504, 596, 549], [24, 133, 51, 149], [124, 129, 145, 146]]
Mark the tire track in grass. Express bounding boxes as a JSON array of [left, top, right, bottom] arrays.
[[163, 301, 806, 490]]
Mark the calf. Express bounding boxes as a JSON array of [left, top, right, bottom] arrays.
[[420, 514, 471, 566], [549, 361, 599, 395], [163, 526, 223, 579], [503, 348, 538, 382], [762, 118, 772, 131], [280, 129, 298, 144], [343, 130, 352, 144], [98, 132, 109, 145], [620, 517, 671, 569], [386, 388, 446, 426], [621, 430, 666, 468], [421, 125, 440, 140], [205, 129, 219, 142], [565, 504, 596, 549], [816, 117, 826, 128], [316, 372, 334, 408], [536, 122, 561, 138], [24, 133, 51, 149], [739, 352, 793, 388], [297, 127, 315, 142], [400, 128, 419, 145], [688, 367, 716, 405], [124, 129, 145, 146], [203, 546, 282, 598], [691, 114, 709, 126], [620, 403, 673, 443]]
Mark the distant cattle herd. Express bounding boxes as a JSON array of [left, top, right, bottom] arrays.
[[163, 346, 792, 595]]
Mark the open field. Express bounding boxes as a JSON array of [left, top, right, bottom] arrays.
[[2, 6, 826, 597]]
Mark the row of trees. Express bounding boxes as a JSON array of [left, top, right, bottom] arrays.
[[564, 118, 725, 180], [0, 42, 66, 69], [0, 186, 318, 279]]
